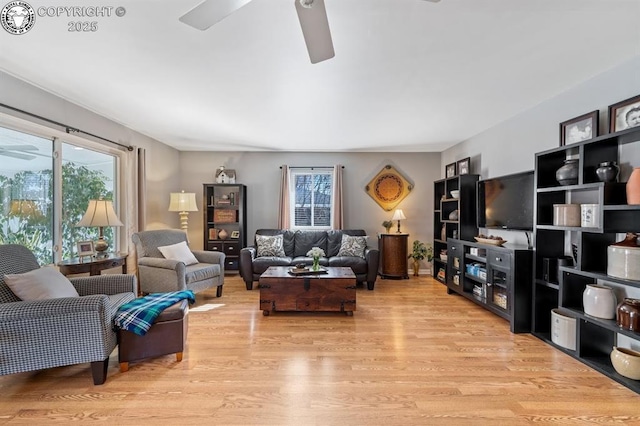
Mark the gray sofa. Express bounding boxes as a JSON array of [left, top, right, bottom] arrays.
[[240, 229, 380, 291]]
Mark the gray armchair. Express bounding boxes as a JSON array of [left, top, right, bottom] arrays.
[[0, 244, 138, 385], [132, 229, 225, 296]]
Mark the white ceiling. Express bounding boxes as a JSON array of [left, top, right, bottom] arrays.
[[1, 0, 639, 152]]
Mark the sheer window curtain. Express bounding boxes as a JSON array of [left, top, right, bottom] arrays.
[[278, 164, 343, 229], [332, 164, 344, 229], [124, 147, 146, 274], [277, 165, 290, 229]]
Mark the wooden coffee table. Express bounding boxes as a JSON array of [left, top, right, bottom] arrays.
[[259, 266, 356, 316]]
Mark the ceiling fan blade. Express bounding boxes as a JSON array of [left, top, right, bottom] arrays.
[[179, 0, 253, 30], [295, 0, 335, 64], [0, 151, 36, 160], [0, 144, 38, 151]]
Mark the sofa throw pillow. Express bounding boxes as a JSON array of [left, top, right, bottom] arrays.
[[4, 266, 80, 301], [256, 234, 286, 257], [337, 234, 368, 258], [158, 241, 199, 265]]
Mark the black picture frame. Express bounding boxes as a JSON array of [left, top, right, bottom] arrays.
[[560, 110, 599, 146], [608, 94, 640, 133], [445, 162, 456, 178], [456, 157, 471, 175]]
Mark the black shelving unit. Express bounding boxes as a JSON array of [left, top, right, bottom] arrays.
[[432, 174, 479, 284], [446, 238, 532, 333], [203, 184, 247, 272], [532, 125, 640, 394]]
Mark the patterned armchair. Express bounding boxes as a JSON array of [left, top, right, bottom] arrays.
[[132, 229, 225, 296], [0, 244, 138, 384]]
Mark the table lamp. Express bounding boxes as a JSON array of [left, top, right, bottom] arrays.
[[169, 190, 198, 232], [391, 209, 406, 233], [76, 198, 124, 255], [9, 199, 42, 218]]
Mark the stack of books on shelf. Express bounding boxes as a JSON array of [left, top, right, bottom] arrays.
[[216, 192, 238, 206]]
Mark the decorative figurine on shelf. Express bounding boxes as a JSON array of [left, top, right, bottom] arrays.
[[215, 166, 236, 184]]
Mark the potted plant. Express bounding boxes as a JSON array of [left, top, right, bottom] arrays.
[[382, 220, 393, 234], [408, 240, 433, 276]]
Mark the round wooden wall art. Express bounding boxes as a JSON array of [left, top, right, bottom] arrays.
[[365, 165, 413, 211]]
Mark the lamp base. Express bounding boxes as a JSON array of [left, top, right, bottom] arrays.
[[179, 211, 190, 232], [95, 237, 109, 256]]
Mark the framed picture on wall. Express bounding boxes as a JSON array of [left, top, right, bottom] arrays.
[[608, 94, 640, 132], [445, 162, 457, 178], [456, 157, 471, 175], [560, 110, 599, 146]]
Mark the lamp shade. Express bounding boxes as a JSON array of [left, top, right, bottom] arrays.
[[391, 209, 406, 221], [9, 200, 42, 218], [168, 191, 198, 212], [76, 199, 124, 227]]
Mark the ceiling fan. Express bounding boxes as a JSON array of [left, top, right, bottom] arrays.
[[179, 0, 442, 64], [0, 144, 38, 161]]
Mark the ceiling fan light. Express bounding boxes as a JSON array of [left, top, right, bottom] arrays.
[[299, 0, 314, 9]]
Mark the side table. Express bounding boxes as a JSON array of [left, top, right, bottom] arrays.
[[378, 233, 409, 279], [58, 253, 127, 276]]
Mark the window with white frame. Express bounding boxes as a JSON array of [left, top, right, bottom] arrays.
[[0, 124, 121, 265], [289, 167, 333, 229]]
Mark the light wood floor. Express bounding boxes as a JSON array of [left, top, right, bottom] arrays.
[[1, 274, 639, 425]]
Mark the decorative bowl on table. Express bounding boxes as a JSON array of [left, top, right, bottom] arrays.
[[450, 190, 460, 199], [474, 236, 507, 246], [294, 263, 308, 271]]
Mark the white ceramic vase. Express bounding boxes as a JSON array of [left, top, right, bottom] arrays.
[[583, 284, 617, 319]]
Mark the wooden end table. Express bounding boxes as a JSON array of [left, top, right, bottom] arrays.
[[378, 233, 409, 279], [58, 253, 127, 276], [259, 266, 356, 316]]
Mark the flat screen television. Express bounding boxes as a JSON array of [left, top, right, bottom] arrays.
[[477, 170, 534, 231]]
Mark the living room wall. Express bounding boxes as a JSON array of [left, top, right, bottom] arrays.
[[0, 71, 182, 237], [177, 152, 441, 253], [440, 54, 640, 245]]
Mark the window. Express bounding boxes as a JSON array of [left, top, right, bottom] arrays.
[[0, 124, 121, 265], [0, 127, 53, 264], [60, 143, 117, 260], [289, 167, 333, 229]]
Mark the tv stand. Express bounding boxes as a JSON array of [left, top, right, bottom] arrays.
[[446, 238, 533, 333]]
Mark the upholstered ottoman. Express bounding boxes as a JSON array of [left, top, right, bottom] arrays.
[[118, 299, 189, 372]]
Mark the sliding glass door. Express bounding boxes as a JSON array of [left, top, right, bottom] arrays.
[[0, 125, 119, 265], [0, 127, 53, 263]]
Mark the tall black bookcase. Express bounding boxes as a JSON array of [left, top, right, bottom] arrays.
[[432, 174, 479, 284], [532, 125, 640, 394], [203, 184, 247, 272]]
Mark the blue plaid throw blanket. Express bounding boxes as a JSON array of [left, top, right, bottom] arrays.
[[114, 290, 195, 336]]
